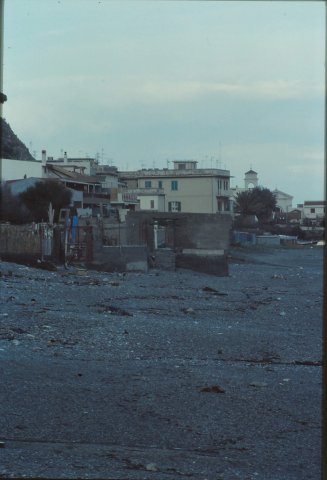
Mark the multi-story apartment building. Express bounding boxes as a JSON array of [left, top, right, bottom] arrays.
[[119, 160, 231, 214]]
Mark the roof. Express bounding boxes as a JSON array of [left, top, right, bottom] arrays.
[[6, 177, 52, 195], [46, 164, 101, 184], [245, 169, 257, 175], [119, 168, 230, 179], [273, 189, 293, 199], [304, 200, 325, 206]]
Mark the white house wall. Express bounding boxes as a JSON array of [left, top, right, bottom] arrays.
[[0, 158, 42, 181], [139, 195, 165, 211], [303, 205, 325, 219]]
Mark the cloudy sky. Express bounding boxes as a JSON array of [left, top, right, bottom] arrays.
[[3, 0, 325, 205]]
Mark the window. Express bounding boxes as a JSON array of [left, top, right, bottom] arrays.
[[224, 180, 229, 190], [158, 180, 163, 189], [168, 201, 181, 212], [310, 208, 315, 213], [145, 180, 152, 188], [150, 200, 155, 209], [178, 163, 185, 170], [171, 180, 178, 191]]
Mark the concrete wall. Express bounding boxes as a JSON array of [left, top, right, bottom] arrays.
[[126, 212, 232, 253], [0, 224, 42, 255], [175, 253, 228, 276], [91, 245, 148, 272], [78, 217, 127, 246]]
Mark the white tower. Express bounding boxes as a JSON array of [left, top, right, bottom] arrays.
[[244, 169, 258, 189]]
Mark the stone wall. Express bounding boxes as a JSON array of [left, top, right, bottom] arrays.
[[0, 224, 42, 256]]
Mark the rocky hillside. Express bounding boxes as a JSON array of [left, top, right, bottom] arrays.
[[1, 118, 36, 161]]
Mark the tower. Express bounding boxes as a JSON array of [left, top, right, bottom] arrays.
[[244, 169, 258, 189]]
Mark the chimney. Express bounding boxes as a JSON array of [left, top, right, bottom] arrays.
[[41, 150, 46, 165]]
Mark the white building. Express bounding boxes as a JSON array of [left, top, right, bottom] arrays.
[[302, 201, 325, 222], [45, 151, 119, 191], [46, 152, 97, 175], [273, 189, 293, 213], [0, 157, 42, 181]]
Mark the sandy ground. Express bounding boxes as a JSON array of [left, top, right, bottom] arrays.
[[0, 245, 323, 479]]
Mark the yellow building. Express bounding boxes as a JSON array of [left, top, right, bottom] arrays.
[[119, 161, 231, 214]]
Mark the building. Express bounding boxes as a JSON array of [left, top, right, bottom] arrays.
[[5, 176, 84, 211], [302, 201, 325, 224], [46, 152, 97, 176], [119, 160, 231, 214], [273, 189, 293, 213], [0, 157, 42, 182]]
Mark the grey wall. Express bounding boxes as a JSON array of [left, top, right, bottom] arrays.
[[90, 245, 148, 273], [125, 212, 232, 252], [0, 224, 41, 255]]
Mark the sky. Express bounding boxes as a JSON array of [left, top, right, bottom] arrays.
[[2, 0, 325, 205]]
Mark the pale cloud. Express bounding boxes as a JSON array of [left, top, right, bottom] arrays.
[[287, 163, 324, 176], [136, 79, 323, 104]]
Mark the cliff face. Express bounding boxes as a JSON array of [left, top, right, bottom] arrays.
[[1, 118, 36, 161]]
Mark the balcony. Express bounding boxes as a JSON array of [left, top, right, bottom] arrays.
[[217, 189, 232, 198], [83, 192, 111, 204], [128, 188, 165, 196]]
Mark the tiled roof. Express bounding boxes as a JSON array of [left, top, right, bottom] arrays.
[[47, 164, 101, 184], [304, 201, 325, 206]]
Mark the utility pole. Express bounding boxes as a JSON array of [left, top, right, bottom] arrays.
[[0, 0, 7, 114]]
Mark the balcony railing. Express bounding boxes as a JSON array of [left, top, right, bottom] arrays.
[[127, 188, 165, 196]]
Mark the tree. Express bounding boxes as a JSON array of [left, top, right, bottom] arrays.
[[19, 180, 72, 222], [0, 183, 32, 224], [235, 187, 277, 222]]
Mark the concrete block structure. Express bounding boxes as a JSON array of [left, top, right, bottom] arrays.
[[125, 211, 232, 275]]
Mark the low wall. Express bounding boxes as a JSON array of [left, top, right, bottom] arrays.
[[0, 224, 42, 256], [232, 231, 257, 246], [175, 254, 228, 276], [90, 245, 148, 273], [256, 235, 281, 246], [126, 212, 232, 252]]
